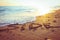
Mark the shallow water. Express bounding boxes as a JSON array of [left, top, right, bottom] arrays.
[[0, 6, 36, 26]]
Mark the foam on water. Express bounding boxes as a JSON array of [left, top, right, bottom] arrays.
[[0, 6, 36, 26]]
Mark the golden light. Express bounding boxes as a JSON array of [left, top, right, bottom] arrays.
[[37, 6, 52, 15]]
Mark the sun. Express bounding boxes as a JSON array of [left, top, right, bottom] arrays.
[[32, 5, 52, 16]]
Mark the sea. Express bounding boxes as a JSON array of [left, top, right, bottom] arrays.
[[0, 6, 36, 26]]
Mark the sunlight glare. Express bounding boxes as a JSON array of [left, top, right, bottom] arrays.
[[20, 0, 52, 16]]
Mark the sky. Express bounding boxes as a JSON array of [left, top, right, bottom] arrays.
[[0, 0, 60, 24], [0, 0, 60, 6]]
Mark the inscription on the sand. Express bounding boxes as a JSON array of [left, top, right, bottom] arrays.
[[0, 23, 60, 32]]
